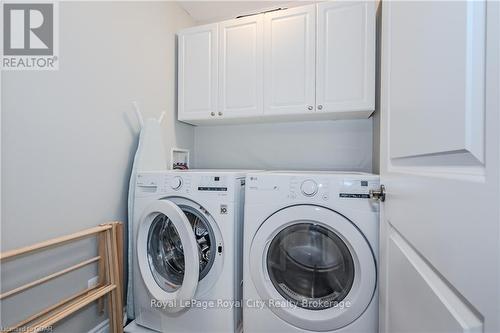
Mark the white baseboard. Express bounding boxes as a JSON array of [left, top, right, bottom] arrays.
[[88, 319, 109, 333], [88, 308, 126, 333]]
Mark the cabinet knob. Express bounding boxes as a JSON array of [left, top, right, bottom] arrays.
[[317, 105, 323, 110], [218, 112, 223, 116], [211, 112, 215, 116], [307, 106, 313, 111]]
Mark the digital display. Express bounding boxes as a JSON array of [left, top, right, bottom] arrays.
[[214, 177, 220, 181], [198, 187, 227, 192], [361, 181, 368, 187], [339, 193, 370, 199]]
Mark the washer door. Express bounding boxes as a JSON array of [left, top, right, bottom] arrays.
[[249, 205, 376, 331], [137, 200, 200, 313], [169, 197, 224, 296]]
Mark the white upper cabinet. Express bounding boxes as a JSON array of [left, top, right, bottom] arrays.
[[177, 2, 377, 125], [219, 16, 263, 119], [316, 1, 376, 115], [263, 5, 316, 115], [178, 24, 218, 122]]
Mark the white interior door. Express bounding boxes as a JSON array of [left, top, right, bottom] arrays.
[[263, 5, 316, 115], [178, 24, 218, 121], [379, 1, 500, 332], [219, 15, 263, 119], [316, 1, 375, 113]]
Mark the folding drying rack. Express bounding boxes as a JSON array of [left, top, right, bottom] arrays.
[[0, 222, 124, 333]]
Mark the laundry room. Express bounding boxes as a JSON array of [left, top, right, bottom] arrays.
[[1, 1, 499, 333]]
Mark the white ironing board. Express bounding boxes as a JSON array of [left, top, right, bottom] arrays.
[[126, 117, 167, 319]]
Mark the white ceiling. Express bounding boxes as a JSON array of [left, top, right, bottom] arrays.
[[177, 1, 316, 24]]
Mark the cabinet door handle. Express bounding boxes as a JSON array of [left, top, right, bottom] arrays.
[[307, 106, 313, 111], [317, 105, 323, 110], [210, 112, 215, 116]]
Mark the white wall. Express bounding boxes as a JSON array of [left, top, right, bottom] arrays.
[[193, 120, 373, 172], [1, 2, 194, 331], [178, 1, 315, 24]]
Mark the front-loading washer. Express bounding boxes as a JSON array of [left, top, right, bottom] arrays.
[[131, 170, 249, 332], [243, 171, 380, 333]]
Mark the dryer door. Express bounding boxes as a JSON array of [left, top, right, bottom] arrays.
[[249, 205, 376, 331], [137, 200, 200, 313]]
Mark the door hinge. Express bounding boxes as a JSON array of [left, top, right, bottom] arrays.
[[369, 184, 386, 202]]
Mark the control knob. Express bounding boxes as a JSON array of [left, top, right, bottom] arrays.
[[301, 179, 318, 196], [170, 176, 183, 190]]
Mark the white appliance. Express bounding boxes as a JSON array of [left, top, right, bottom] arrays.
[[132, 170, 247, 332], [243, 171, 379, 333]]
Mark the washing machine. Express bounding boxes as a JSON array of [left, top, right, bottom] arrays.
[[132, 170, 248, 332], [243, 171, 379, 333]]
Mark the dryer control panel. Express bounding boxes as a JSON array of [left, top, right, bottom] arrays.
[[288, 177, 330, 201], [339, 178, 380, 199], [246, 172, 380, 211]]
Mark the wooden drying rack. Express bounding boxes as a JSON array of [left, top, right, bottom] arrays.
[[0, 222, 124, 333]]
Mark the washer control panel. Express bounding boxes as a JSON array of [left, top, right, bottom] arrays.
[[197, 175, 228, 192], [169, 176, 183, 190], [136, 172, 239, 197]]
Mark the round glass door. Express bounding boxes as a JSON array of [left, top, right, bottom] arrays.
[[267, 223, 354, 310], [249, 205, 376, 331], [147, 205, 216, 292], [137, 200, 199, 313]]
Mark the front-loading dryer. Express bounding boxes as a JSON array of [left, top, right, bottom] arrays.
[[243, 171, 380, 333], [131, 170, 249, 332]]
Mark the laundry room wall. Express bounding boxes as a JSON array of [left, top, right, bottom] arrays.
[[1, 2, 194, 332], [193, 120, 373, 172]]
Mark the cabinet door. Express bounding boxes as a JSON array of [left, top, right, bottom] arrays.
[[263, 5, 316, 115], [178, 24, 218, 122], [316, 1, 376, 113], [219, 16, 263, 119]]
